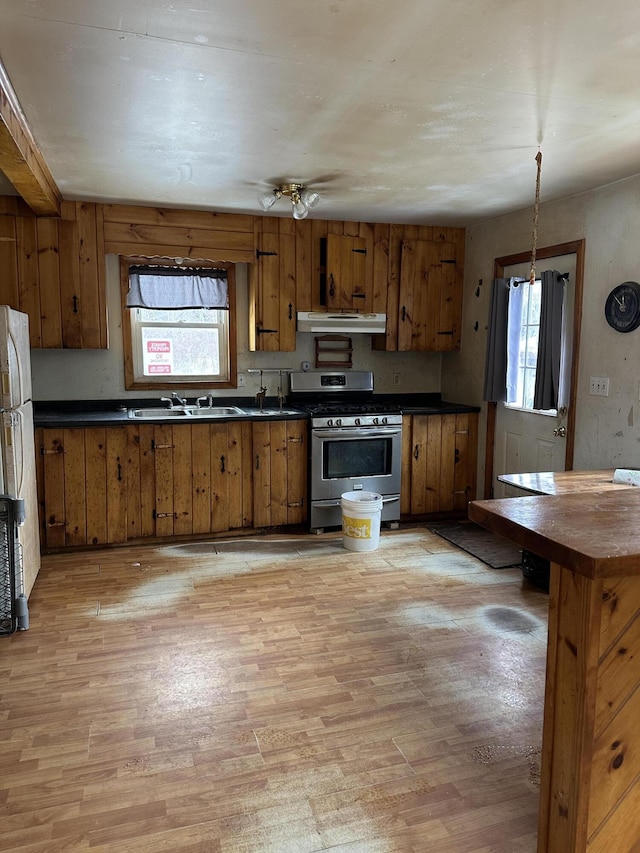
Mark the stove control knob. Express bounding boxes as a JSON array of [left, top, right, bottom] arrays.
[[327, 419, 334, 427], [381, 416, 388, 425], [372, 417, 379, 425], [336, 418, 342, 427], [354, 418, 361, 426]]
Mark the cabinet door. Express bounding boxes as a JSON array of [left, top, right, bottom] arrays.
[[87, 427, 127, 544], [403, 413, 477, 516], [285, 420, 307, 525], [38, 426, 126, 548], [398, 239, 462, 351], [326, 235, 370, 311], [250, 230, 296, 351], [125, 424, 156, 540], [252, 419, 307, 527], [0, 202, 107, 349], [199, 422, 252, 532], [152, 424, 177, 538], [147, 422, 253, 539], [452, 413, 478, 512], [407, 415, 447, 515]]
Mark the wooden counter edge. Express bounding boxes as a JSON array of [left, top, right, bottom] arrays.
[[468, 499, 602, 579]]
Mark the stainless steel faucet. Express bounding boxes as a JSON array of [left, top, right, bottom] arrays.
[[161, 393, 187, 408], [277, 370, 286, 410], [196, 394, 213, 408]]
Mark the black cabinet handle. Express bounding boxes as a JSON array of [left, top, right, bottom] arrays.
[[455, 448, 460, 464], [402, 306, 407, 321], [329, 273, 335, 298], [414, 444, 419, 460], [220, 455, 226, 473], [72, 295, 78, 314], [117, 463, 122, 482], [255, 454, 260, 471], [288, 302, 293, 321]]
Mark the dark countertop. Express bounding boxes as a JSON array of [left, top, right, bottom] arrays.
[[33, 400, 308, 428], [33, 395, 480, 428], [398, 403, 480, 415]]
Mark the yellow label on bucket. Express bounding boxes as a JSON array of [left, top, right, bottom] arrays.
[[343, 514, 372, 539]]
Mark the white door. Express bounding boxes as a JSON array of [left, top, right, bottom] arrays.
[[493, 253, 576, 498]]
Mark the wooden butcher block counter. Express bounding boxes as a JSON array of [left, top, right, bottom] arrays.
[[469, 487, 640, 853]]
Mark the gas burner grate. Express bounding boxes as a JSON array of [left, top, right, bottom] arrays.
[[300, 402, 402, 416]]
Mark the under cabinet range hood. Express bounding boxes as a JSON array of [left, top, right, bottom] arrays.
[[296, 311, 386, 334]]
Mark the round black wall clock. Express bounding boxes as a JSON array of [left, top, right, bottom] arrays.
[[605, 281, 640, 333]]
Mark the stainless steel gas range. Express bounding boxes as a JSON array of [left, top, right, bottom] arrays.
[[289, 371, 402, 532]]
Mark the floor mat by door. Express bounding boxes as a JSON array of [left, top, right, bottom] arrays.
[[428, 521, 523, 569]]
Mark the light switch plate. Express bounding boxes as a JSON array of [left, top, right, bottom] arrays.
[[589, 376, 609, 396]]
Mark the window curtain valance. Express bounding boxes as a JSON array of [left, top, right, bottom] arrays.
[[126, 266, 229, 310]]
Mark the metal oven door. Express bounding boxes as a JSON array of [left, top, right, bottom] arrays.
[[311, 426, 402, 501], [309, 425, 402, 531]]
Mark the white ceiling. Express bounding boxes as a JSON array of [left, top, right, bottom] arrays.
[[1, 0, 639, 225]]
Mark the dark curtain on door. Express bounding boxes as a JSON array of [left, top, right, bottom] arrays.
[[533, 270, 565, 410], [482, 278, 511, 402]]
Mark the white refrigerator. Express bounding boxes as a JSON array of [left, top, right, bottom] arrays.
[[0, 306, 40, 605]]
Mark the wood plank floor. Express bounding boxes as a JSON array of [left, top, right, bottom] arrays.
[[0, 528, 549, 852]]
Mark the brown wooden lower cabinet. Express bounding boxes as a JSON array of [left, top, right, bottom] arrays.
[[36, 419, 307, 549], [252, 419, 307, 528], [37, 426, 128, 547], [401, 412, 478, 517]]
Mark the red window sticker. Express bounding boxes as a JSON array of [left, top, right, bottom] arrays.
[[148, 364, 172, 374], [147, 341, 171, 353]]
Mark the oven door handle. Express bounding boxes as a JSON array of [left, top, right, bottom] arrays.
[[314, 495, 400, 508], [314, 428, 402, 439]]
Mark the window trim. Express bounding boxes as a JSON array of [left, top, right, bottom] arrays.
[[120, 256, 237, 391]]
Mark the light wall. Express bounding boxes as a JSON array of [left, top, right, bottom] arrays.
[[30, 253, 442, 400], [442, 172, 640, 496]]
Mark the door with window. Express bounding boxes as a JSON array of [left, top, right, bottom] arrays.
[[493, 252, 576, 498]]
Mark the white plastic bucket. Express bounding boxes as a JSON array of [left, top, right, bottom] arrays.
[[341, 491, 383, 552]]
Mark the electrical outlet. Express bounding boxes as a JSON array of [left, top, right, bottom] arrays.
[[589, 376, 609, 396], [393, 372, 401, 386], [237, 373, 246, 387]]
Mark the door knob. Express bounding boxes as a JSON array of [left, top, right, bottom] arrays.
[[553, 426, 567, 437]]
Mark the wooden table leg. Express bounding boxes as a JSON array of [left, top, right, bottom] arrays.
[[537, 566, 640, 852]]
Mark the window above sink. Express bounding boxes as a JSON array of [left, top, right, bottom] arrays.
[[120, 258, 238, 392]]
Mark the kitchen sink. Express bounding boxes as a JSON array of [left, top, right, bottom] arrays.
[[128, 404, 246, 419], [128, 407, 190, 418], [185, 406, 244, 416]]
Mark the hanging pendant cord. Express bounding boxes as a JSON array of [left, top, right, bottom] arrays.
[[530, 150, 542, 285]]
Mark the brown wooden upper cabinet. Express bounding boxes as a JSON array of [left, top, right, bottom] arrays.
[[398, 239, 462, 351], [249, 229, 297, 352], [325, 234, 371, 311], [0, 201, 107, 348]]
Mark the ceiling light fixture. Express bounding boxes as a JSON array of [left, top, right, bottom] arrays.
[[258, 183, 320, 220]]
